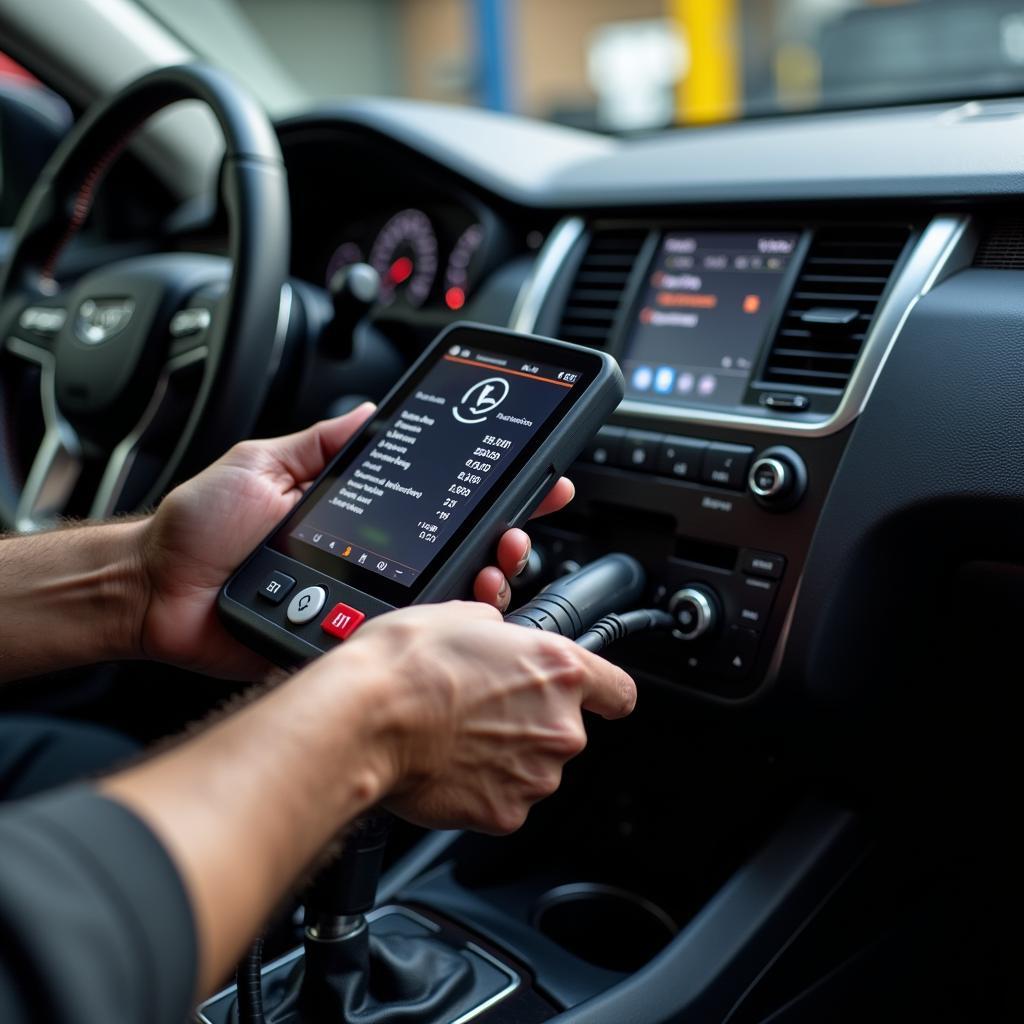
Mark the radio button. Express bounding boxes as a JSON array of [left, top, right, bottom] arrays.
[[617, 430, 663, 472], [740, 550, 786, 580], [736, 576, 777, 630], [720, 626, 759, 677], [321, 602, 366, 640], [702, 443, 753, 490], [259, 571, 295, 605], [583, 426, 625, 466], [286, 585, 327, 625], [669, 585, 719, 641], [657, 436, 707, 481]]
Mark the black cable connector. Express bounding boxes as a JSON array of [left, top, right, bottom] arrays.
[[575, 608, 674, 653], [505, 554, 645, 637], [235, 935, 265, 1024]]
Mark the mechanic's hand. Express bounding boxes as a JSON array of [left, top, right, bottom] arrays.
[[138, 404, 574, 679], [336, 601, 636, 834]]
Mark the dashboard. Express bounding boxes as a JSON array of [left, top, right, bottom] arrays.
[[274, 100, 1022, 711]]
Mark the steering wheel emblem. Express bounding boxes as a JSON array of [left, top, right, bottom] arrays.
[[74, 298, 135, 345]]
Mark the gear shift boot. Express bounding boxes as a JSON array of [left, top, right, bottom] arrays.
[[203, 907, 519, 1024]]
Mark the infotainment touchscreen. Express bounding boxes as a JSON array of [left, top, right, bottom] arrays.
[[622, 231, 800, 407]]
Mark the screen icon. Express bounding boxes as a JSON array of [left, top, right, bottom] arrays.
[[452, 377, 510, 424], [342, 545, 352, 557], [677, 372, 695, 394], [698, 374, 717, 397], [631, 365, 654, 391], [376, 560, 388, 571], [654, 367, 675, 394], [358, 552, 367, 564]]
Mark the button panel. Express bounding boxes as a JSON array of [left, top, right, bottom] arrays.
[[581, 428, 754, 494]]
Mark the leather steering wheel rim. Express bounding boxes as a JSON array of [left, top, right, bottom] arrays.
[[0, 63, 289, 529]]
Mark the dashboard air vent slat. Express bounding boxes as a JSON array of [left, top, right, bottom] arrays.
[[974, 220, 1024, 269], [760, 225, 910, 393], [556, 228, 646, 348]]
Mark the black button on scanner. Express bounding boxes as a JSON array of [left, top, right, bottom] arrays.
[[259, 571, 295, 605]]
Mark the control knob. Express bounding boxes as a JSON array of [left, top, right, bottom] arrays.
[[668, 585, 719, 641], [748, 445, 807, 510]]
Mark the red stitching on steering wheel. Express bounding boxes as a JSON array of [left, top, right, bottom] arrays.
[[39, 125, 142, 284]]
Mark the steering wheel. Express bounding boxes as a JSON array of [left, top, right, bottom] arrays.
[[0, 64, 289, 531]]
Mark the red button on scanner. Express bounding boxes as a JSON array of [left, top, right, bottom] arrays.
[[321, 602, 366, 640]]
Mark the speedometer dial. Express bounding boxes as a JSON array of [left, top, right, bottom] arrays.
[[444, 223, 485, 310], [369, 209, 438, 308]]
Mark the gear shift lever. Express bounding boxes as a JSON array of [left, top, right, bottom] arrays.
[[303, 811, 392, 941], [247, 810, 478, 1024]]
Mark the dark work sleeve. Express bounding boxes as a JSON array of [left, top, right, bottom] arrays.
[[0, 787, 197, 1024]]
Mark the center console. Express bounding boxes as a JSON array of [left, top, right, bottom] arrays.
[[512, 213, 971, 701]]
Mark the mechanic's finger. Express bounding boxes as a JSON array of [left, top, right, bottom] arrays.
[[473, 566, 511, 611], [575, 653, 637, 720], [530, 476, 574, 519], [270, 402, 376, 483], [496, 528, 531, 579]]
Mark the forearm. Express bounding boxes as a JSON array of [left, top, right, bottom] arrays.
[[100, 645, 396, 998], [0, 520, 149, 682]]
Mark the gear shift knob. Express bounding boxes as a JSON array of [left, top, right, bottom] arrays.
[[304, 810, 392, 939]]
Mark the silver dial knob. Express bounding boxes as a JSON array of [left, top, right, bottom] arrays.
[[749, 457, 790, 499], [668, 585, 718, 641]]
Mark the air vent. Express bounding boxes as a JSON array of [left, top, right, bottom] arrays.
[[556, 228, 647, 347], [761, 225, 911, 393], [974, 220, 1024, 269]]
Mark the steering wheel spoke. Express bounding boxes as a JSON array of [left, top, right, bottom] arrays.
[[14, 365, 83, 532], [90, 339, 209, 520]]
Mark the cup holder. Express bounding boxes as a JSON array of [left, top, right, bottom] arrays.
[[532, 882, 678, 973]]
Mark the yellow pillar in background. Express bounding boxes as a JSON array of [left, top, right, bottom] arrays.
[[670, 0, 740, 124]]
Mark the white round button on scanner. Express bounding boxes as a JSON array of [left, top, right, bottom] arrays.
[[286, 586, 327, 625]]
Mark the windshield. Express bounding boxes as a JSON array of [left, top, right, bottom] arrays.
[[136, 0, 1024, 131]]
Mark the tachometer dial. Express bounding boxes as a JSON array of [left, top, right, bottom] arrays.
[[325, 241, 364, 290], [369, 209, 439, 308], [443, 223, 485, 310]]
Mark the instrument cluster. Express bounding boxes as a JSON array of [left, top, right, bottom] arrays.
[[321, 205, 488, 312]]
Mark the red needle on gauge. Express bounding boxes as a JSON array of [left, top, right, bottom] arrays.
[[388, 256, 414, 285]]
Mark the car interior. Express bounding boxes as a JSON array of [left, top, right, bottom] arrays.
[[0, 1, 1019, 1021]]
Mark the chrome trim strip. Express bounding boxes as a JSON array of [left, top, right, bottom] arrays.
[[509, 216, 585, 333], [266, 282, 292, 383], [515, 214, 973, 438], [194, 905, 520, 1024]]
